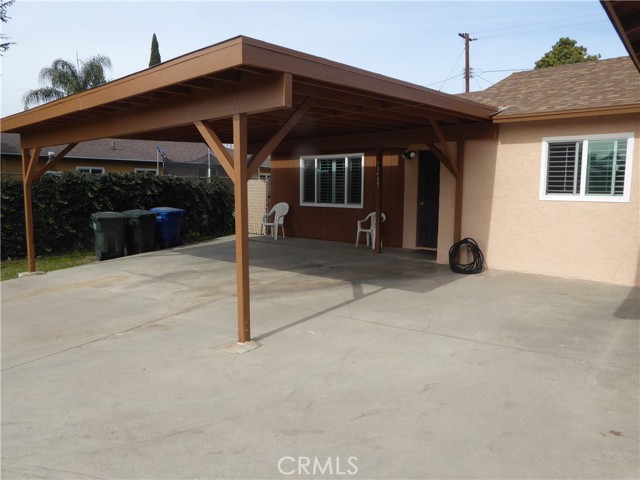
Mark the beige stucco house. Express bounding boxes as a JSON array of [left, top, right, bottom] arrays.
[[418, 58, 639, 286], [270, 57, 639, 287]]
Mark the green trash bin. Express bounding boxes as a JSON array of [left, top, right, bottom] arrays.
[[90, 212, 126, 261], [122, 209, 156, 255]]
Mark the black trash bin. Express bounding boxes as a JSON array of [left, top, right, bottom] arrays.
[[90, 212, 126, 261], [122, 209, 156, 255], [151, 207, 186, 248]]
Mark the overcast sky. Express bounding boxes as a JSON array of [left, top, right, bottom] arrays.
[[0, 0, 628, 117]]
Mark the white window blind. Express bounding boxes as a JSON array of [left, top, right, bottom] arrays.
[[541, 134, 633, 202], [300, 154, 364, 208]]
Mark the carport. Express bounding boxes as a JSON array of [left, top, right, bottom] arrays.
[[0, 36, 496, 343]]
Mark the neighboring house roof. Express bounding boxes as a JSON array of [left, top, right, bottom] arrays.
[[1, 132, 210, 163], [459, 57, 640, 122]]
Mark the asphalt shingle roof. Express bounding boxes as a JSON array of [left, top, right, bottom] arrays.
[[459, 57, 640, 118], [1, 133, 210, 162]]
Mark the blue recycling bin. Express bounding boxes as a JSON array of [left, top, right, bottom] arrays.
[[151, 207, 185, 248]]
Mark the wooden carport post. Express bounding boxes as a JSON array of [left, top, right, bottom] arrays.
[[21, 148, 41, 273], [233, 113, 251, 343], [196, 97, 313, 344], [375, 147, 383, 254], [454, 140, 465, 243]]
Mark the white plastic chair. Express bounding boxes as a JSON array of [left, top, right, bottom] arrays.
[[261, 202, 289, 240], [355, 212, 386, 249]]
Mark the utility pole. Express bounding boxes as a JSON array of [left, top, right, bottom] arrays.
[[458, 33, 477, 93]]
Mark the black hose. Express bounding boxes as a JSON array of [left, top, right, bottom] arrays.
[[448, 237, 484, 274]]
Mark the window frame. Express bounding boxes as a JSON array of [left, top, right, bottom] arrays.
[[539, 133, 634, 203], [76, 166, 105, 174], [299, 153, 365, 209]]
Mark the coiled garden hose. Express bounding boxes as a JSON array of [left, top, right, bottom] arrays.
[[448, 237, 485, 274]]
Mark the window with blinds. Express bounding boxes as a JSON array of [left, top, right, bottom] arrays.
[[542, 135, 633, 202], [300, 154, 364, 207]]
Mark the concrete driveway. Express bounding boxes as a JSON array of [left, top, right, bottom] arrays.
[[2, 236, 638, 479]]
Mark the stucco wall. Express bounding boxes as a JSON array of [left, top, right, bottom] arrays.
[[456, 114, 639, 286]]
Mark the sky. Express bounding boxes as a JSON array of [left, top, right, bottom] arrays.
[[0, 0, 628, 118]]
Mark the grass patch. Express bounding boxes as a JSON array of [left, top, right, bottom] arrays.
[[1, 251, 96, 281]]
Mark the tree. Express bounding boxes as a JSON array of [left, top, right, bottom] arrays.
[[1, 0, 15, 54], [149, 33, 161, 67], [23, 55, 112, 108], [534, 37, 600, 69]]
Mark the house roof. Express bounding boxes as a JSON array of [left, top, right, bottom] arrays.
[[0, 36, 496, 151], [1, 132, 211, 163], [459, 57, 640, 123]]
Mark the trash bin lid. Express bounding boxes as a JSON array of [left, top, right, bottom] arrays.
[[122, 209, 155, 218], [91, 211, 126, 220], [151, 207, 186, 214]]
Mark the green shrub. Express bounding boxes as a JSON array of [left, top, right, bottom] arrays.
[[1, 173, 234, 259]]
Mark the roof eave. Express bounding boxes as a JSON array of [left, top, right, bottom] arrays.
[[601, 1, 640, 73], [492, 104, 640, 123]]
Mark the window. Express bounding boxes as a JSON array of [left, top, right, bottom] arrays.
[[134, 168, 157, 174], [541, 134, 634, 202], [300, 154, 364, 208], [76, 166, 105, 174]]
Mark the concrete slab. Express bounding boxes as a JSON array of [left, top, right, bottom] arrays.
[[2, 236, 638, 479]]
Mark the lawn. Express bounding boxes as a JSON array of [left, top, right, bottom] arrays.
[[1, 251, 96, 281]]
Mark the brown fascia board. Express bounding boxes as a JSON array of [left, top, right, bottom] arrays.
[[492, 104, 640, 123], [1, 37, 247, 132], [240, 37, 497, 121]]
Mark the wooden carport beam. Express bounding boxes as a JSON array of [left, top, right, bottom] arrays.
[[194, 121, 234, 178], [32, 143, 78, 181], [20, 73, 292, 149], [427, 142, 458, 179], [247, 96, 315, 178], [428, 118, 458, 178]]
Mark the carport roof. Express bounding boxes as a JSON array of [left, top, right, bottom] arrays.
[[1, 36, 496, 150]]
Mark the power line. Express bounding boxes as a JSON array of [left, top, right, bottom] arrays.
[[436, 47, 465, 91], [477, 19, 606, 40], [426, 72, 463, 88], [439, 71, 465, 92], [469, 11, 601, 35], [475, 68, 529, 74]]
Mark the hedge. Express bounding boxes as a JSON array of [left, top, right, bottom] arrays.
[[1, 172, 234, 259]]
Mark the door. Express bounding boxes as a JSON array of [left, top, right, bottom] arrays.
[[416, 150, 440, 248]]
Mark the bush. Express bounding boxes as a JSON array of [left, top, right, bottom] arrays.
[[1, 173, 234, 259]]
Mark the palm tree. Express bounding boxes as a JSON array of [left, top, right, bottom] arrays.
[[22, 54, 112, 109]]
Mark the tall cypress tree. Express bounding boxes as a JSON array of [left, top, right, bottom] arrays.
[[149, 33, 161, 67]]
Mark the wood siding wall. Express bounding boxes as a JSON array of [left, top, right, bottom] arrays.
[[271, 150, 405, 247]]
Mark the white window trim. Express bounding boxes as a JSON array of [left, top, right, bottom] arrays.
[[76, 166, 105, 174], [539, 132, 634, 203], [299, 153, 365, 209]]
